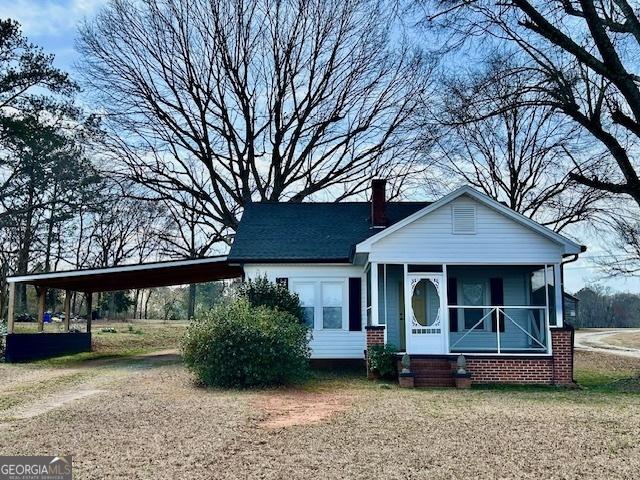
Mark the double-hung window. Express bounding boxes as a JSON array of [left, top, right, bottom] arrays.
[[291, 280, 345, 330], [321, 282, 343, 329]]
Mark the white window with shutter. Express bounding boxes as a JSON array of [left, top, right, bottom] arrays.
[[451, 204, 477, 234]]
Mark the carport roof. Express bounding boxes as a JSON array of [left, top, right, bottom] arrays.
[[6, 256, 242, 292]]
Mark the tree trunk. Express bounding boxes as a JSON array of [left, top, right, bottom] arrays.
[[187, 284, 196, 320], [133, 289, 140, 320], [44, 182, 59, 272], [144, 290, 153, 320], [15, 182, 36, 313]]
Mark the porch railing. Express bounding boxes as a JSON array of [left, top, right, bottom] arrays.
[[448, 306, 549, 354]]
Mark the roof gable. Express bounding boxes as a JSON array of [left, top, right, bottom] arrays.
[[356, 186, 583, 255]]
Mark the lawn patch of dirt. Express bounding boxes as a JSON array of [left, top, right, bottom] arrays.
[[256, 390, 353, 429]]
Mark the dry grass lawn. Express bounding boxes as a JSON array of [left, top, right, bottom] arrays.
[[0, 330, 639, 479]]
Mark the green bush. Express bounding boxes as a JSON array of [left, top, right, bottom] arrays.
[[237, 275, 303, 322], [182, 298, 310, 387], [367, 344, 398, 379]]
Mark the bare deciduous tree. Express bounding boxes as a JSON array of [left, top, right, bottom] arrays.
[[437, 59, 607, 231], [422, 0, 640, 207], [78, 0, 434, 247]]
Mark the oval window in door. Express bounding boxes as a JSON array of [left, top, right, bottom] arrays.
[[411, 279, 440, 329]]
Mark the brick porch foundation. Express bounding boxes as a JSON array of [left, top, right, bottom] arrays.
[[463, 325, 575, 385]]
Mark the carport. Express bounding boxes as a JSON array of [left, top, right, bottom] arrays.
[[4, 256, 243, 361]]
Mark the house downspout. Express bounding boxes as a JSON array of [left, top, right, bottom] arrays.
[[559, 250, 583, 327]]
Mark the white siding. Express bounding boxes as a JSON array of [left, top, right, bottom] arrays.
[[243, 264, 366, 359], [369, 196, 564, 264]]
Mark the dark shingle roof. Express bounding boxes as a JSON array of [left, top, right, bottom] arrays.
[[228, 202, 430, 262]]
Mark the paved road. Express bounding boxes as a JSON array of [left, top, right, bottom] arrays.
[[574, 328, 640, 358]]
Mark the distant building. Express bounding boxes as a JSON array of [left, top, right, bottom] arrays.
[[563, 292, 579, 325]]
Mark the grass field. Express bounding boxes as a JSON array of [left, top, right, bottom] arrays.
[[0, 326, 639, 479], [10, 320, 188, 365]]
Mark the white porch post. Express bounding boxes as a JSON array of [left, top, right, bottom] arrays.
[[382, 264, 387, 344], [543, 265, 550, 328], [554, 264, 563, 328], [403, 263, 409, 353], [370, 262, 379, 326], [543, 265, 552, 354], [442, 264, 449, 354]]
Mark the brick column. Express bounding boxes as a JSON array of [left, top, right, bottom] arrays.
[[551, 325, 574, 386], [365, 325, 385, 379], [365, 325, 385, 347]]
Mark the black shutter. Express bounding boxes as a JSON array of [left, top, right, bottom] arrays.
[[348, 277, 362, 331], [447, 277, 458, 332], [276, 277, 288, 289], [490, 277, 505, 332]]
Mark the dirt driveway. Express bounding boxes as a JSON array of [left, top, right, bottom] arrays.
[[0, 350, 639, 479], [575, 328, 640, 358]]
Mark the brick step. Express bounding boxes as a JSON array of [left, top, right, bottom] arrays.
[[401, 359, 452, 367], [409, 360, 452, 367], [414, 377, 456, 387], [411, 368, 453, 377], [414, 371, 455, 378], [411, 366, 452, 372]]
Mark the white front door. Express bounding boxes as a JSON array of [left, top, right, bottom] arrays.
[[405, 273, 446, 354]]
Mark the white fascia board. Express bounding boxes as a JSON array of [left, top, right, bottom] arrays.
[[7, 256, 230, 283], [355, 186, 583, 255]]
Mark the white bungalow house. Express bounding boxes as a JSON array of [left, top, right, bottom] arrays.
[[5, 180, 580, 385], [228, 180, 581, 386]]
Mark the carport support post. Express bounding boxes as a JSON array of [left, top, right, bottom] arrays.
[[7, 282, 15, 333], [86, 292, 92, 333], [37, 287, 46, 332], [64, 290, 71, 332]]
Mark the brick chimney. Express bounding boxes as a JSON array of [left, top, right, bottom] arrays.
[[371, 179, 387, 227]]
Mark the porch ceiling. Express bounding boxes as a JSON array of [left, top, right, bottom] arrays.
[[6, 257, 243, 292]]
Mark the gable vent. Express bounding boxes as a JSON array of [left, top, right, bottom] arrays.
[[452, 204, 476, 234]]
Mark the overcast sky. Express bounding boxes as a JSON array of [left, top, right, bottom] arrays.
[[4, 0, 640, 294]]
